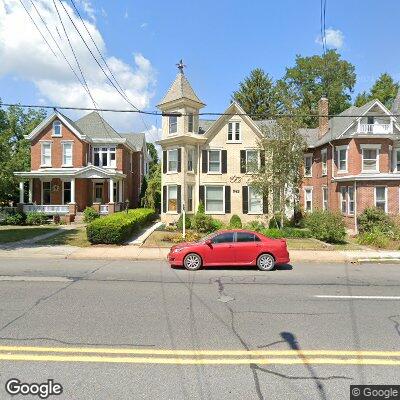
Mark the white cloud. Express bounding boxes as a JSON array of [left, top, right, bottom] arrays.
[[76, 0, 95, 21], [315, 28, 344, 49], [140, 22, 148, 29], [0, 0, 157, 133]]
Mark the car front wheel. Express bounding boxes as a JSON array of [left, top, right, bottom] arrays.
[[257, 253, 275, 271], [183, 253, 202, 271]]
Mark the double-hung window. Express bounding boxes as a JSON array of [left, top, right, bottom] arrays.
[[205, 186, 224, 213], [362, 147, 379, 172], [340, 187, 347, 214], [62, 142, 73, 166], [52, 120, 62, 137], [208, 150, 221, 173], [304, 155, 312, 177], [348, 186, 354, 215], [167, 185, 178, 212], [187, 185, 193, 212], [187, 148, 194, 172], [41, 142, 52, 167], [227, 122, 240, 142], [248, 187, 263, 214], [167, 149, 178, 172], [169, 115, 177, 134], [93, 147, 116, 167], [336, 146, 348, 172], [42, 181, 51, 204], [322, 187, 328, 210], [63, 181, 71, 204], [246, 150, 259, 173], [304, 188, 312, 212], [188, 114, 194, 133], [395, 149, 400, 172], [375, 187, 387, 212], [321, 149, 327, 176]]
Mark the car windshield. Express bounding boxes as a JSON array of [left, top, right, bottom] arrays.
[[197, 233, 216, 243]]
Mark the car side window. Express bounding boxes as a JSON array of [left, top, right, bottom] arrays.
[[211, 232, 234, 244], [236, 232, 257, 242]]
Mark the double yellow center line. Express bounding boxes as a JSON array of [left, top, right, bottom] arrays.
[[0, 345, 399, 365]]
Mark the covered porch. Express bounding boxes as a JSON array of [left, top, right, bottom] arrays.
[[14, 166, 127, 219]]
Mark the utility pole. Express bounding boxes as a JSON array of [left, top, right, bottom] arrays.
[[182, 203, 186, 239]]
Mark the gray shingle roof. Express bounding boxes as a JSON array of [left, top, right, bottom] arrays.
[[158, 72, 204, 106], [119, 132, 145, 150], [393, 89, 400, 115], [198, 119, 215, 134], [74, 111, 121, 140]]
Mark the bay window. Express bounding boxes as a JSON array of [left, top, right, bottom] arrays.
[[248, 187, 263, 214], [375, 187, 387, 212], [187, 148, 194, 172], [62, 142, 73, 166], [208, 150, 221, 173], [93, 147, 116, 167], [362, 147, 379, 172], [41, 142, 52, 167], [205, 186, 224, 213], [169, 115, 177, 134], [188, 114, 194, 133]]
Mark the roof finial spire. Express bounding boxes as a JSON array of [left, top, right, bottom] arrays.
[[176, 59, 186, 74]]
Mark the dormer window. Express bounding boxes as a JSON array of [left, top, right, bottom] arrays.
[[53, 120, 62, 137], [188, 114, 194, 133], [169, 115, 177, 134], [228, 122, 240, 142], [367, 116, 374, 125]]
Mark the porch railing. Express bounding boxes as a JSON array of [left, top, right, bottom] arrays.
[[358, 123, 392, 134], [22, 205, 69, 215], [100, 205, 109, 214]]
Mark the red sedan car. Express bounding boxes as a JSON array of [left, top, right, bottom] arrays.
[[167, 230, 290, 271]]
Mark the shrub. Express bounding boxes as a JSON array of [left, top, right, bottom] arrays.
[[83, 207, 100, 223], [197, 201, 205, 214], [177, 214, 191, 230], [3, 212, 26, 225], [184, 231, 202, 242], [290, 205, 305, 228], [357, 207, 394, 234], [244, 220, 265, 232], [86, 208, 155, 244], [26, 211, 49, 226], [261, 227, 312, 239], [210, 218, 224, 231], [192, 213, 217, 233], [229, 214, 242, 229], [356, 227, 390, 248], [268, 213, 290, 229], [305, 210, 346, 243]]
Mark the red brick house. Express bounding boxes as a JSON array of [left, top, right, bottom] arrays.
[[300, 90, 400, 232], [15, 111, 151, 220]]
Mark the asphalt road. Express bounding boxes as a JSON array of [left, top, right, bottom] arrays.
[[0, 258, 399, 399]]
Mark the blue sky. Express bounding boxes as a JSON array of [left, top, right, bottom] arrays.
[[0, 0, 399, 139]]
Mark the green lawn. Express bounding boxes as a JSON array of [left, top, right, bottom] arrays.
[[38, 227, 90, 247], [0, 226, 58, 243]]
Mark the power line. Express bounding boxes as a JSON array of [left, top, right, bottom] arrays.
[[1, 102, 399, 119], [18, 0, 58, 58], [59, 0, 158, 142]]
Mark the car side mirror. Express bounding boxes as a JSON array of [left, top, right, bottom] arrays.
[[205, 239, 212, 247]]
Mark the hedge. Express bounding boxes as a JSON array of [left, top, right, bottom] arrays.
[[261, 227, 312, 239], [86, 208, 155, 244]]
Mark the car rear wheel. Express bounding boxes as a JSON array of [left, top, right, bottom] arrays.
[[257, 253, 275, 271], [183, 253, 202, 271]]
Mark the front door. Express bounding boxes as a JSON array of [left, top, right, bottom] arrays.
[[94, 183, 103, 203], [203, 232, 235, 266]]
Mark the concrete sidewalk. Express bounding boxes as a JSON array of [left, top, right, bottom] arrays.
[[0, 244, 400, 263]]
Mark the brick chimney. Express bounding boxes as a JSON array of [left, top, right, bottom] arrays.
[[318, 96, 329, 139]]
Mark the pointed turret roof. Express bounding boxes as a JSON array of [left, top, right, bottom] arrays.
[[158, 72, 205, 107]]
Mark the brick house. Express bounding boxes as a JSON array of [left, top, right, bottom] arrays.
[[300, 90, 400, 231], [15, 111, 150, 220]]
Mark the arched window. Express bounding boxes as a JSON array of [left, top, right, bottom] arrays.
[[53, 120, 62, 137]]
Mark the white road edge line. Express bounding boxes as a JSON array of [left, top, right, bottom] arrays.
[[315, 295, 400, 300]]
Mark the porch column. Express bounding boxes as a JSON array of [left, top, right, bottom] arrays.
[[70, 178, 76, 203], [109, 179, 114, 203], [118, 180, 123, 203], [28, 179, 33, 203], [19, 181, 24, 204]]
